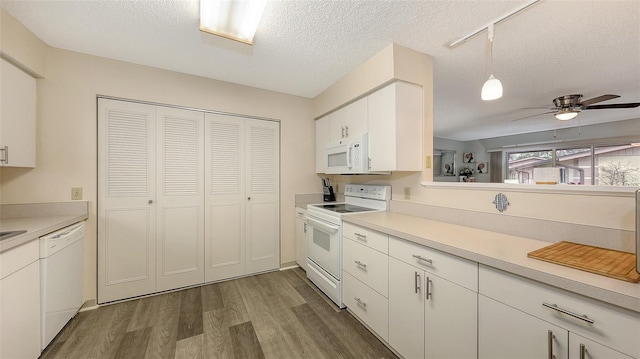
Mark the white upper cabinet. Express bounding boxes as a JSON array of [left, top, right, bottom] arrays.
[[368, 81, 423, 172], [315, 115, 330, 173], [314, 81, 423, 174], [328, 97, 367, 143], [0, 58, 36, 167]]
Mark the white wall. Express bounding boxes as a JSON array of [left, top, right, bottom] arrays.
[[0, 47, 317, 301]]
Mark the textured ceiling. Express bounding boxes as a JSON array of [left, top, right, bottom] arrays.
[[1, 0, 639, 141]]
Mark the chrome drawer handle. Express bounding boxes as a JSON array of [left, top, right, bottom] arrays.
[[354, 233, 367, 241], [548, 330, 556, 359], [412, 254, 433, 264], [354, 260, 367, 269], [579, 344, 587, 359], [354, 297, 367, 309], [0, 146, 7, 164], [542, 303, 595, 324]]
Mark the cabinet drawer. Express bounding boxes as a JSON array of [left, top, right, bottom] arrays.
[[389, 236, 478, 292], [343, 238, 388, 297], [479, 265, 640, 358], [343, 271, 389, 342], [343, 222, 388, 254], [0, 240, 39, 279]]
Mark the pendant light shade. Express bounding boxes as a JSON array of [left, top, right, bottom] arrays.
[[481, 23, 502, 101], [481, 75, 503, 101]]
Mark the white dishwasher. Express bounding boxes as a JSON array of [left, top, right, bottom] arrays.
[[39, 221, 85, 350]]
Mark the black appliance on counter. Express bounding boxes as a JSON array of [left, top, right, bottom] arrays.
[[322, 178, 336, 202]]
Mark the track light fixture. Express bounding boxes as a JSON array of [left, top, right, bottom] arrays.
[[481, 23, 503, 101]]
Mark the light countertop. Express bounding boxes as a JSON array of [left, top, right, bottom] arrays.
[[295, 193, 345, 209], [342, 211, 640, 314], [0, 202, 89, 253]]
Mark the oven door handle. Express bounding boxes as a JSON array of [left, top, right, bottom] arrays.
[[307, 217, 340, 233]]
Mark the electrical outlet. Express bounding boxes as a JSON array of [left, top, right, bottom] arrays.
[[403, 187, 410, 200], [425, 156, 432, 169], [71, 187, 83, 200]]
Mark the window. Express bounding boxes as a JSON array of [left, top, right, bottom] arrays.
[[505, 142, 640, 186], [594, 145, 640, 186], [507, 150, 552, 184]]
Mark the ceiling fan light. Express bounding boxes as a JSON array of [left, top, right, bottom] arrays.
[[554, 109, 579, 121], [481, 74, 503, 101]]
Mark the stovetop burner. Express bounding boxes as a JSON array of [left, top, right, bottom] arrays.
[[312, 203, 378, 214]]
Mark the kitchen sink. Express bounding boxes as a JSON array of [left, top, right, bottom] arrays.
[[0, 230, 27, 241]]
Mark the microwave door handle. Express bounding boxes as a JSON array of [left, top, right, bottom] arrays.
[[347, 144, 353, 168]]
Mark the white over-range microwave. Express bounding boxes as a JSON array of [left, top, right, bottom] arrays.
[[324, 133, 389, 175]]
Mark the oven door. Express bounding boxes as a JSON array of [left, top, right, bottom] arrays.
[[306, 213, 341, 279]]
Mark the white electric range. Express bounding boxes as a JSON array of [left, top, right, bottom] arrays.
[[306, 184, 391, 308]]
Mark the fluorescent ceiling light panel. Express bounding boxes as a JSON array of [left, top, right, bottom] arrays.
[[200, 0, 266, 45]]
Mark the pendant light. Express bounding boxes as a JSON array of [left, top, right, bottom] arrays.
[[481, 23, 503, 101]]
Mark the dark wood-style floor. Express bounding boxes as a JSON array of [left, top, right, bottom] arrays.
[[40, 267, 397, 359]]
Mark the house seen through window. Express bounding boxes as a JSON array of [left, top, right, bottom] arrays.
[[505, 143, 640, 186]]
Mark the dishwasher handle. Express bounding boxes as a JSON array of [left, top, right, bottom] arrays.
[[43, 222, 85, 241]]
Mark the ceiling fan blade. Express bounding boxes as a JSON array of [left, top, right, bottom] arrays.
[[511, 111, 555, 122], [584, 103, 640, 110], [580, 94, 620, 106]]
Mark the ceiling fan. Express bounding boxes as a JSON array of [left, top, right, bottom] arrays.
[[514, 94, 640, 122]]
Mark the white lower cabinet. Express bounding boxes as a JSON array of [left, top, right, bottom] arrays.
[[479, 295, 569, 359], [0, 241, 41, 359], [343, 271, 389, 341], [479, 265, 639, 359], [295, 208, 307, 271], [341, 222, 639, 359], [342, 224, 389, 342], [388, 236, 477, 359], [388, 257, 426, 359], [569, 332, 633, 359]]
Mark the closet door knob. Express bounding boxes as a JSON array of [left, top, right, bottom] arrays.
[[148, 200, 154, 204]]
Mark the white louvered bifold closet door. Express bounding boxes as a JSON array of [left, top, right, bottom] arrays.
[[204, 114, 280, 281], [204, 114, 246, 281], [155, 107, 204, 291], [244, 119, 280, 274], [98, 99, 157, 303]]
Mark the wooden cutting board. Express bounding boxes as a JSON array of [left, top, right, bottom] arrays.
[[528, 241, 640, 283]]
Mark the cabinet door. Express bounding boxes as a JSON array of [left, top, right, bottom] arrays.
[[0, 58, 36, 167], [425, 273, 477, 359], [245, 118, 280, 274], [98, 99, 157, 303], [204, 113, 245, 282], [569, 333, 633, 359], [315, 115, 329, 173], [479, 295, 569, 359], [0, 260, 40, 359], [329, 97, 367, 142], [156, 107, 205, 291], [368, 81, 422, 172], [389, 257, 425, 359], [295, 209, 307, 271]]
